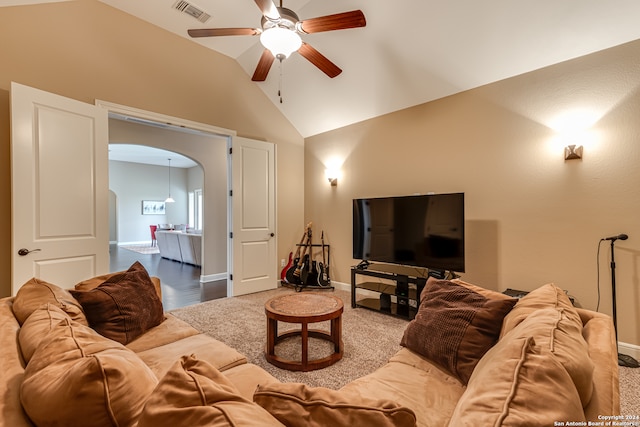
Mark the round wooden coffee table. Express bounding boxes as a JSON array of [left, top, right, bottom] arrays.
[[265, 292, 344, 372]]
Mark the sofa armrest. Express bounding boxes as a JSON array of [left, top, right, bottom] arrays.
[[0, 298, 34, 427], [576, 308, 620, 419]]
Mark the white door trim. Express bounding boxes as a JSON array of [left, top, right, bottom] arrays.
[[94, 101, 236, 139]]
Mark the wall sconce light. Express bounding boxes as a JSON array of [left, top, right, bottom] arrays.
[[325, 169, 339, 186], [564, 144, 583, 161]]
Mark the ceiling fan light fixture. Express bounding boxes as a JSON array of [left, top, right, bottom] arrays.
[[260, 27, 302, 59]]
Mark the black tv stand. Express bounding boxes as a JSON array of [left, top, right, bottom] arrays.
[[351, 265, 427, 320]]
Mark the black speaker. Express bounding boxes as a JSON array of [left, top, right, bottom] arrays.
[[380, 293, 391, 311], [395, 275, 408, 297], [397, 296, 409, 316]]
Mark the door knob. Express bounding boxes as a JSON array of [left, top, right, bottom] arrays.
[[270, 233, 275, 237], [18, 248, 41, 256]]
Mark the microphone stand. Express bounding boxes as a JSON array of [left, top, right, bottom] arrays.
[[609, 239, 639, 368]]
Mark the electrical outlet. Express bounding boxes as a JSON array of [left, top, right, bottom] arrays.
[[280, 259, 286, 267]]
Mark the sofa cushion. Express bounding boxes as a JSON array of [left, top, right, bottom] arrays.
[[254, 382, 416, 427], [136, 333, 248, 380], [340, 348, 465, 427], [501, 283, 574, 336], [137, 354, 284, 427], [400, 278, 517, 384], [12, 277, 87, 326], [125, 313, 201, 353], [20, 317, 158, 427], [18, 303, 70, 363], [222, 363, 281, 401], [503, 307, 594, 407], [70, 261, 164, 345], [448, 335, 585, 426]]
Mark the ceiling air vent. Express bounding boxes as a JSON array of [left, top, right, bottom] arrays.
[[173, 0, 211, 23]]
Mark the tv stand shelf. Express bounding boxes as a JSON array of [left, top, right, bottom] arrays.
[[355, 281, 419, 301], [351, 267, 426, 320]]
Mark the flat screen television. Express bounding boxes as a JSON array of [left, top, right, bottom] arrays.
[[353, 193, 465, 272]]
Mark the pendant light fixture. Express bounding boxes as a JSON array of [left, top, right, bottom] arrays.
[[165, 158, 175, 203]]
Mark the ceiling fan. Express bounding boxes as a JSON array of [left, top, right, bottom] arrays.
[[188, 0, 366, 81]]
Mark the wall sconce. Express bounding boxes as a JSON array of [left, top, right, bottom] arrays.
[[325, 169, 339, 186], [564, 144, 583, 161]]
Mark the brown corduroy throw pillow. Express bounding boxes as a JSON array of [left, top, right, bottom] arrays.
[[71, 261, 164, 344], [400, 279, 516, 384]]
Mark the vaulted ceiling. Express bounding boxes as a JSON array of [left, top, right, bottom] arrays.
[[6, 0, 640, 137]]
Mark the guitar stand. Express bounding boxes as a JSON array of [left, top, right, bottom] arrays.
[[281, 243, 333, 292], [280, 279, 334, 292], [287, 282, 335, 292]]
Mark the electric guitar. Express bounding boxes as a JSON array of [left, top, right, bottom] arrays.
[[284, 223, 311, 285], [293, 227, 312, 280], [300, 227, 318, 286], [280, 251, 293, 282], [317, 231, 331, 287]]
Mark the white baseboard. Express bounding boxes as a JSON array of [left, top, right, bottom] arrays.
[[117, 241, 151, 246], [619, 341, 640, 360], [332, 281, 350, 292], [201, 273, 227, 283]]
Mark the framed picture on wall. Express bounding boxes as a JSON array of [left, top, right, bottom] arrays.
[[142, 200, 166, 215]]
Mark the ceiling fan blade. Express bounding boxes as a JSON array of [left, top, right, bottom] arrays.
[[299, 10, 366, 34], [252, 49, 275, 81], [254, 0, 280, 21], [188, 28, 259, 38], [298, 43, 342, 78]]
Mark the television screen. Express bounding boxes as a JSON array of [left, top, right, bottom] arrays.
[[353, 193, 465, 272]]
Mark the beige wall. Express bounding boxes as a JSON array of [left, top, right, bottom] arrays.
[[305, 40, 640, 346], [0, 1, 304, 296]]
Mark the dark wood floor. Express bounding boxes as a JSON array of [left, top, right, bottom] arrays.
[[109, 244, 226, 311]]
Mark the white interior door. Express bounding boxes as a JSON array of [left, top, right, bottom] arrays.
[[230, 137, 276, 296], [11, 82, 109, 294]]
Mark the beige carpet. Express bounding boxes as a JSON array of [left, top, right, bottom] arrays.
[[120, 244, 160, 255], [170, 287, 639, 414], [619, 365, 640, 415], [170, 287, 407, 389]]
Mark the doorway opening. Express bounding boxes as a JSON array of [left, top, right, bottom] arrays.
[[97, 99, 278, 302], [103, 106, 234, 309]]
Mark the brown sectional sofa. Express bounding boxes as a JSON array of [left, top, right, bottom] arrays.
[[0, 270, 620, 427]]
